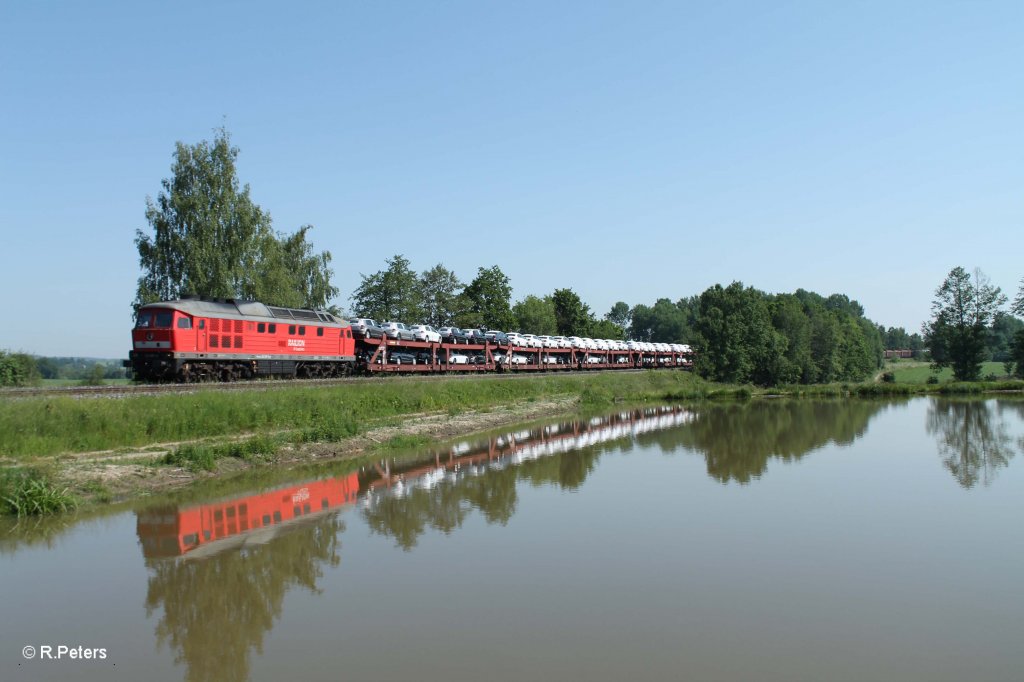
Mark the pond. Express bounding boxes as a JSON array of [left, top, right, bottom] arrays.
[[2, 397, 1023, 681]]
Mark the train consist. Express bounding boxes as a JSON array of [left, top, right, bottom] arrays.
[[128, 297, 694, 382]]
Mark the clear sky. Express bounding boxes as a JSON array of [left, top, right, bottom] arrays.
[[1, 1, 1021, 358]]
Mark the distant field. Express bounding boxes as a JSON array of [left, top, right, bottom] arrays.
[[887, 361, 1010, 384], [41, 378, 131, 387]]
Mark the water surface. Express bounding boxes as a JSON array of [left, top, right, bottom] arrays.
[[2, 397, 1023, 681]]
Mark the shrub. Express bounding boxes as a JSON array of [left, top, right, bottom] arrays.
[[79, 364, 107, 387], [0, 351, 41, 387], [926, 375, 939, 385], [881, 372, 895, 383]]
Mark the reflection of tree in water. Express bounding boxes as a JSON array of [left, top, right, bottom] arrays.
[[363, 447, 603, 550], [517, 448, 603, 491], [643, 400, 888, 484], [927, 399, 1019, 488], [144, 514, 343, 682]]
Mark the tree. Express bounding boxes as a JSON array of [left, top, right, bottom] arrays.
[[589, 319, 625, 340], [605, 302, 631, 329], [512, 295, 557, 335], [249, 226, 339, 310], [419, 265, 463, 327], [693, 282, 782, 384], [988, 313, 1024, 362], [135, 128, 337, 311], [923, 267, 1006, 381], [457, 266, 513, 330], [1013, 278, 1024, 318], [350, 254, 423, 322], [1010, 329, 1024, 379], [628, 303, 655, 341], [0, 351, 40, 387], [550, 288, 593, 336]]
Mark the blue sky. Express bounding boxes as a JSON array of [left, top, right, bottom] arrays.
[[1, 1, 1021, 357]]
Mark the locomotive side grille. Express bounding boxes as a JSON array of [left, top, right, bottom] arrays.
[[234, 320, 243, 333], [222, 335, 232, 348], [210, 335, 219, 348], [234, 336, 243, 348], [210, 319, 220, 332]]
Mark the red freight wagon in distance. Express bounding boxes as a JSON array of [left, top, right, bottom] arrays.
[[129, 297, 356, 382]]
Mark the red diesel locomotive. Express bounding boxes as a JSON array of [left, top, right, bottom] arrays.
[[129, 297, 356, 382]]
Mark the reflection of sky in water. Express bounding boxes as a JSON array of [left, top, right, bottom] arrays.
[[1, 397, 1023, 682]]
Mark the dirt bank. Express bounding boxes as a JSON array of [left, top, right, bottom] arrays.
[[52, 397, 579, 507]]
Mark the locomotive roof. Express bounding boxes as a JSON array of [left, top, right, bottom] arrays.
[[140, 298, 348, 326]]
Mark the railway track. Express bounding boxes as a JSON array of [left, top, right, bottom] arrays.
[[0, 368, 681, 400]]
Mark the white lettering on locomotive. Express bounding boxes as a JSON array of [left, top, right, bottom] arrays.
[[287, 339, 305, 348], [292, 488, 310, 504]]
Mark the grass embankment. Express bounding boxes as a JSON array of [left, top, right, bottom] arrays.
[[0, 371, 718, 461]]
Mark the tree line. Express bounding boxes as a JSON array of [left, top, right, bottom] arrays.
[[350, 255, 624, 339], [350, 254, 888, 385], [130, 129, 1024, 387], [0, 353, 126, 387]]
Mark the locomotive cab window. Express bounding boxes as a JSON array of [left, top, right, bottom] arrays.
[[198, 319, 205, 329], [153, 311, 173, 328], [257, 323, 266, 333], [288, 325, 296, 335], [135, 313, 151, 328], [317, 327, 324, 336], [268, 323, 276, 333], [299, 326, 306, 335], [177, 317, 192, 329]]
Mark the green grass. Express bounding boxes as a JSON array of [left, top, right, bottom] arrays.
[[887, 361, 1009, 384], [163, 434, 284, 472], [0, 371, 708, 460], [1, 468, 78, 516]]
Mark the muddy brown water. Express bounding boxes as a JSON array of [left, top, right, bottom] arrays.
[[2, 397, 1023, 682]]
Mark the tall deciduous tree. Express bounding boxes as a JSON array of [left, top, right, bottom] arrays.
[[550, 288, 593, 336], [606, 302, 631, 329], [924, 267, 1006, 381], [351, 254, 424, 322], [134, 128, 337, 312], [512, 295, 558, 335], [457, 266, 513, 330], [419, 264, 463, 327]]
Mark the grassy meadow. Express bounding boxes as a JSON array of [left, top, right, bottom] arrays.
[[886, 360, 1010, 384]]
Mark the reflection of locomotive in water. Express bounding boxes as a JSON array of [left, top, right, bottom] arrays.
[[136, 474, 360, 559], [137, 406, 695, 559]]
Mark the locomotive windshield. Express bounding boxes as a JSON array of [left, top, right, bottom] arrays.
[[136, 310, 174, 328]]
